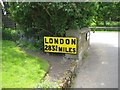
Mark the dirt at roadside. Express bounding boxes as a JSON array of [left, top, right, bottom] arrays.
[[24, 49, 72, 82]]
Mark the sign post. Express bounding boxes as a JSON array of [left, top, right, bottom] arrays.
[[44, 36, 77, 54]]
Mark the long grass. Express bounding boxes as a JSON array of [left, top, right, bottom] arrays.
[[2, 40, 49, 88], [0, 40, 2, 89]]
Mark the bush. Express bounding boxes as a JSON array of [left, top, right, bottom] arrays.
[[2, 28, 18, 41], [8, 2, 96, 51]]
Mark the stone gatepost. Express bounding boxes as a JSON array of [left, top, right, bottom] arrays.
[[65, 28, 90, 60]]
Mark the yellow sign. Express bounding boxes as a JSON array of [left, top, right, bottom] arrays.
[[44, 36, 77, 54]]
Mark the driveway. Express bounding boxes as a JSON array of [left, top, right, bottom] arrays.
[[73, 32, 118, 88]]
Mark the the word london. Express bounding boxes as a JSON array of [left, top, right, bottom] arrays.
[[44, 36, 77, 54]]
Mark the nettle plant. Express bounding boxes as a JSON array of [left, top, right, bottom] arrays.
[[8, 2, 96, 50]]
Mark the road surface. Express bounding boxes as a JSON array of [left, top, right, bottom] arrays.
[[73, 32, 118, 88]]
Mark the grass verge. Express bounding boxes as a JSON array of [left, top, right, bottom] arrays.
[[0, 39, 2, 89], [2, 40, 49, 88]]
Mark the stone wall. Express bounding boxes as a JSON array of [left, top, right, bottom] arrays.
[[58, 28, 90, 88], [65, 28, 90, 60]]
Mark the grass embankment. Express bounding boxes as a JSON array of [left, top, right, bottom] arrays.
[[0, 40, 2, 89], [2, 40, 49, 88]]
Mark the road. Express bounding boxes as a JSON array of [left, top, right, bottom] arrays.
[[73, 32, 118, 88]]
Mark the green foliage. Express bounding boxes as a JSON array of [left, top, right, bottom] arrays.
[[5, 2, 120, 51], [93, 2, 120, 26], [2, 28, 18, 41], [7, 2, 96, 51], [17, 38, 38, 51], [8, 2, 96, 32], [0, 40, 1, 90], [2, 40, 49, 88]]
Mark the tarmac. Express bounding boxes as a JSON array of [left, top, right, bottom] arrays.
[[72, 32, 118, 88]]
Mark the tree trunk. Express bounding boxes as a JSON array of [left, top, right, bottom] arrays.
[[103, 20, 106, 26]]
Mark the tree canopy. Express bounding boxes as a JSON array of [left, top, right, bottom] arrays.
[[94, 2, 120, 26], [8, 2, 96, 36], [4, 2, 119, 50]]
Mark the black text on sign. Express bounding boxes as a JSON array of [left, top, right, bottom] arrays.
[[44, 36, 77, 54]]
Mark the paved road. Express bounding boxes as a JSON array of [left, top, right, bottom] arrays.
[[73, 32, 118, 88]]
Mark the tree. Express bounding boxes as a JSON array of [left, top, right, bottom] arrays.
[[7, 2, 96, 50], [95, 2, 120, 26]]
